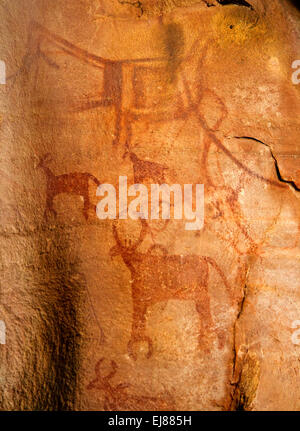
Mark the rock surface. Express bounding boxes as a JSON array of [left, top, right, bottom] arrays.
[[0, 0, 299, 410]]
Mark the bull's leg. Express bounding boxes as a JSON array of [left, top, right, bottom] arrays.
[[104, 395, 113, 411], [83, 184, 95, 220], [195, 291, 214, 353], [128, 299, 153, 360], [113, 106, 121, 146]]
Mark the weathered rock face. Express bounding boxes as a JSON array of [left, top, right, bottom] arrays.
[[0, 0, 299, 411]]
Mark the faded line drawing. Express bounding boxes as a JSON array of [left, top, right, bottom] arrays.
[[110, 221, 231, 359], [11, 22, 207, 148], [87, 357, 176, 410], [10, 21, 168, 146], [37, 153, 101, 220], [83, 280, 106, 345], [183, 75, 287, 189], [204, 184, 258, 254], [192, 86, 276, 253]]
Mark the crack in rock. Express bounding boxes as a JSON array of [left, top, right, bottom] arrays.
[[216, 0, 254, 9], [235, 136, 300, 193], [230, 349, 261, 410], [229, 281, 260, 411], [117, 0, 255, 16], [231, 283, 247, 378]]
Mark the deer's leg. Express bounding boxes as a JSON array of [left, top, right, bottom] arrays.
[[128, 298, 153, 360], [44, 194, 57, 219], [133, 169, 142, 184], [82, 189, 90, 220], [157, 169, 166, 184]]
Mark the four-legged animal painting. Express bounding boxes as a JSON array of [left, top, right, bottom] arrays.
[[110, 222, 232, 359], [38, 153, 101, 220]]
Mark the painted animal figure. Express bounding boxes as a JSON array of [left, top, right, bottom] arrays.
[[87, 357, 176, 410], [123, 143, 168, 184], [38, 153, 101, 220], [110, 223, 231, 359]]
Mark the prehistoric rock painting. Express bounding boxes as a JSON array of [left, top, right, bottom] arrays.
[[204, 184, 257, 254], [123, 142, 171, 235], [110, 221, 232, 359], [123, 142, 168, 184], [192, 84, 285, 254], [37, 153, 101, 220], [87, 357, 176, 410], [2, 0, 300, 412], [25, 19, 284, 253], [12, 20, 290, 198], [11, 21, 209, 147], [26, 20, 291, 358]]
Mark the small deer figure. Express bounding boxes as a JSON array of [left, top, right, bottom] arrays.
[[123, 143, 168, 184], [110, 222, 231, 359], [37, 153, 101, 220], [87, 357, 176, 410]]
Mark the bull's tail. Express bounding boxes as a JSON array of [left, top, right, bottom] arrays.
[[205, 256, 231, 298]]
